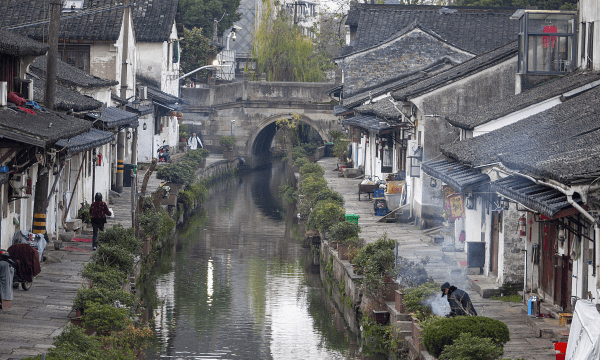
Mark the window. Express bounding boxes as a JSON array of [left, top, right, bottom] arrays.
[[514, 10, 577, 75], [58, 45, 90, 73]]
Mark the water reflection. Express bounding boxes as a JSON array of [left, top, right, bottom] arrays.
[[148, 162, 359, 359]]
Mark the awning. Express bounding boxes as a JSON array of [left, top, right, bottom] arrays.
[[55, 128, 114, 155], [490, 176, 577, 217], [421, 159, 490, 192], [342, 115, 394, 133], [87, 107, 139, 129]]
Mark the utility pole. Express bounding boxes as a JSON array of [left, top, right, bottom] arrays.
[[293, 1, 298, 25], [45, 0, 62, 109], [117, 0, 130, 193]]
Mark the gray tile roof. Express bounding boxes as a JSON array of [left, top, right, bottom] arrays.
[[342, 58, 450, 107], [446, 71, 600, 130], [147, 86, 190, 107], [441, 84, 600, 186], [125, 103, 153, 116], [30, 56, 118, 88], [490, 176, 576, 217], [32, 75, 104, 112], [1, 0, 125, 42], [355, 96, 402, 120], [342, 114, 394, 133], [421, 159, 489, 192], [88, 106, 139, 129], [343, 4, 518, 57], [56, 128, 114, 155], [0, 107, 91, 147], [392, 40, 518, 102], [133, 0, 179, 42], [0, 29, 48, 57]]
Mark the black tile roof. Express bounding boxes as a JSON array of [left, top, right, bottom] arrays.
[[32, 75, 104, 112], [342, 58, 450, 107], [132, 0, 179, 42], [421, 159, 490, 193], [355, 96, 402, 120], [491, 176, 575, 217], [343, 4, 518, 57], [0, 107, 91, 147], [55, 128, 114, 155], [446, 71, 600, 130], [88, 106, 139, 129], [342, 114, 395, 133], [30, 56, 118, 88], [1, 0, 125, 42], [392, 40, 518, 102], [111, 93, 128, 105], [333, 105, 352, 116], [0, 29, 48, 57], [441, 84, 600, 185], [147, 86, 190, 108], [125, 103, 153, 116]]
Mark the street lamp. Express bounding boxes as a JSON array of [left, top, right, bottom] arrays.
[[177, 61, 230, 81]]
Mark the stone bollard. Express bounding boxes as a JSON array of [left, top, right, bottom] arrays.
[[261, 73, 266, 82], [395, 289, 405, 313]]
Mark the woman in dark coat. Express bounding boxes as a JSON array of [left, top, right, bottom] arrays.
[[441, 282, 478, 317], [89, 193, 111, 250]]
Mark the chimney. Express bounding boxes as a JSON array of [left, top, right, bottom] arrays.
[[139, 86, 147, 100], [0, 82, 7, 107], [24, 79, 33, 101]]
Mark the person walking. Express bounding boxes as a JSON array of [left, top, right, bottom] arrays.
[[441, 282, 477, 317], [187, 132, 203, 150], [90, 193, 111, 250]]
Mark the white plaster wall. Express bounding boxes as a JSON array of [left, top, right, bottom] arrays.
[[580, 0, 600, 71], [78, 86, 113, 107], [136, 23, 180, 96], [153, 115, 179, 159], [137, 113, 156, 163]]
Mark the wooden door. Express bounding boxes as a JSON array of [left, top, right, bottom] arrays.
[[491, 212, 500, 275]]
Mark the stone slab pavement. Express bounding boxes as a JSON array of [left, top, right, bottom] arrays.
[[319, 157, 556, 360]]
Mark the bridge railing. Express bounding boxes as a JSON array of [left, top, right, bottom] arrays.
[[181, 80, 336, 107]]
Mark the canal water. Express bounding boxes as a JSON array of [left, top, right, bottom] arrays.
[[147, 162, 361, 359]]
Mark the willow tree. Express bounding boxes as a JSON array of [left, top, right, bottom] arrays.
[[250, 1, 333, 82]]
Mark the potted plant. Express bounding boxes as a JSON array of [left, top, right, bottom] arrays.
[[306, 201, 345, 240], [329, 221, 361, 261], [220, 135, 236, 158]]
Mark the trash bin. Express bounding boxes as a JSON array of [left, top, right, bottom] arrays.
[[385, 193, 402, 210], [325, 143, 334, 157], [123, 164, 135, 187], [554, 342, 567, 360], [345, 214, 360, 225]]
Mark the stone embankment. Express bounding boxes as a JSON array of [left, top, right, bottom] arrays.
[[0, 153, 237, 359], [317, 157, 556, 360]]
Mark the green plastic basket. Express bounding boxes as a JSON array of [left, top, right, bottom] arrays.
[[345, 214, 360, 225]]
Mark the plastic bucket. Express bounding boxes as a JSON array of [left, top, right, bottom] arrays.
[[554, 342, 567, 360]]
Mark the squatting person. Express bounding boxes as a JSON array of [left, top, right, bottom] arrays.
[[441, 282, 478, 316]]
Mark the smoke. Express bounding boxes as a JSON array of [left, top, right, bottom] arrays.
[[423, 293, 451, 317]]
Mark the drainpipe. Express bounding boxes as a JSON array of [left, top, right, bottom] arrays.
[[116, 128, 125, 193]]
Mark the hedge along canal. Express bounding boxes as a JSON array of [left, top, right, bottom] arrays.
[[145, 160, 362, 359]]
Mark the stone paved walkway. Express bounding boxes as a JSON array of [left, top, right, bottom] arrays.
[[319, 157, 556, 360]]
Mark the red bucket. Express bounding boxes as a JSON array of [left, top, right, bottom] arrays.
[[555, 342, 567, 360]]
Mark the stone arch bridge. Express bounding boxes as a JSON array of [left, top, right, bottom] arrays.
[[180, 79, 342, 169]]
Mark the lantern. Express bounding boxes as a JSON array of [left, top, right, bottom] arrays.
[[430, 177, 437, 187], [465, 195, 474, 210], [459, 230, 466, 242], [25, 178, 32, 194], [97, 154, 102, 166]]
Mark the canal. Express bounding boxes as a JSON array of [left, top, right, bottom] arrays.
[[147, 161, 361, 359]]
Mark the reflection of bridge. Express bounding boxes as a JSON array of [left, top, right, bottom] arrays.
[[180, 77, 342, 169]]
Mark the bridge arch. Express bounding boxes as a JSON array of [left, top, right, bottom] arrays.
[[245, 113, 332, 156]]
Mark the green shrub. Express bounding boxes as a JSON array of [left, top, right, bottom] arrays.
[[156, 161, 196, 184], [396, 256, 432, 289], [306, 200, 345, 233], [219, 135, 236, 150], [403, 281, 439, 319], [291, 146, 306, 160], [302, 143, 318, 156], [91, 244, 135, 275], [139, 207, 176, 241], [299, 162, 324, 177], [352, 234, 395, 275], [329, 221, 361, 244], [312, 188, 344, 206], [72, 287, 134, 311], [98, 225, 141, 256], [82, 262, 127, 290], [77, 202, 91, 224], [440, 333, 504, 360], [299, 175, 328, 199], [82, 301, 130, 336], [422, 316, 510, 358], [293, 156, 310, 168], [184, 148, 210, 161]]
